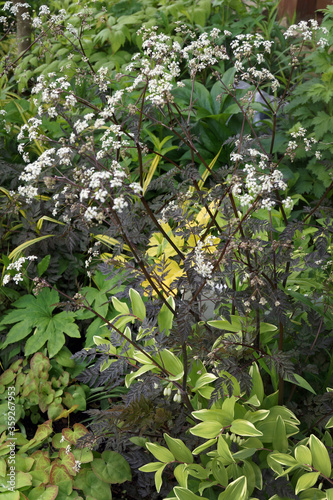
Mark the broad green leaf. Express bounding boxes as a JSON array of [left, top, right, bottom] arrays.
[[308, 434, 331, 477], [174, 486, 209, 500], [91, 450, 131, 484], [294, 445, 312, 466], [37, 255, 51, 277], [230, 419, 263, 437], [295, 472, 320, 494], [217, 435, 235, 465], [192, 438, 217, 455], [185, 464, 208, 480], [284, 374, 316, 395], [129, 288, 146, 321], [193, 373, 217, 389], [299, 489, 326, 500], [207, 315, 243, 332], [249, 363, 264, 404], [139, 462, 165, 473], [112, 296, 130, 315], [164, 434, 193, 463], [157, 296, 175, 335], [269, 453, 298, 467], [232, 448, 257, 460], [74, 469, 111, 500], [218, 476, 247, 500], [326, 489, 333, 500], [192, 409, 230, 425], [325, 416, 333, 428], [273, 415, 289, 453], [157, 349, 183, 380], [146, 442, 175, 463], [190, 421, 222, 439], [154, 463, 166, 493], [212, 458, 228, 486], [174, 464, 188, 488], [125, 364, 156, 388]]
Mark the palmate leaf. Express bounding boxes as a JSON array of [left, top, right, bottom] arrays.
[[0, 288, 80, 358]]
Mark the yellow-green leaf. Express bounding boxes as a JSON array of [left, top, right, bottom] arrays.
[[190, 421, 222, 439], [164, 434, 193, 463], [146, 442, 175, 463], [294, 445, 312, 466], [9, 235, 54, 260], [273, 415, 289, 453], [295, 472, 320, 494], [129, 288, 146, 321], [309, 434, 331, 477], [230, 419, 263, 437]]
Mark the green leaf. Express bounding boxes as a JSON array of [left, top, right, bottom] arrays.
[[326, 489, 333, 500], [146, 442, 175, 463], [230, 419, 263, 437], [37, 255, 51, 277], [325, 416, 333, 428], [174, 464, 188, 488], [294, 445, 312, 466], [157, 296, 175, 335], [218, 476, 247, 500], [273, 415, 289, 453], [295, 472, 320, 494], [157, 349, 183, 380], [269, 453, 298, 467], [129, 288, 146, 321], [164, 434, 193, 463], [217, 435, 235, 465], [139, 462, 164, 473], [284, 374, 316, 395], [249, 363, 264, 404], [212, 458, 228, 486], [154, 463, 166, 493], [112, 296, 130, 315], [74, 469, 111, 500], [91, 450, 131, 484], [174, 486, 209, 500], [308, 434, 331, 477], [207, 315, 243, 332], [190, 421, 222, 439]]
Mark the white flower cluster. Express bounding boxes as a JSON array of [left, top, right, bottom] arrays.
[[2, 256, 37, 286], [284, 19, 329, 48], [194, 240, 214, 278], [286, 127, 317, 161], [230, 149, 288, 210], [230, 33, 279, 91], [183, 30, 229, 77]]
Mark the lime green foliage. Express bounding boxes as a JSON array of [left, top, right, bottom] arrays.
[[0, 353, 88, 431], [141, 364, 333, 499], [0, 419, 131, 500], [0, 288, 80, 358]]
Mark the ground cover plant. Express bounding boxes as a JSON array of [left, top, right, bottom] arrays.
[[0, 0, 333, 499]]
